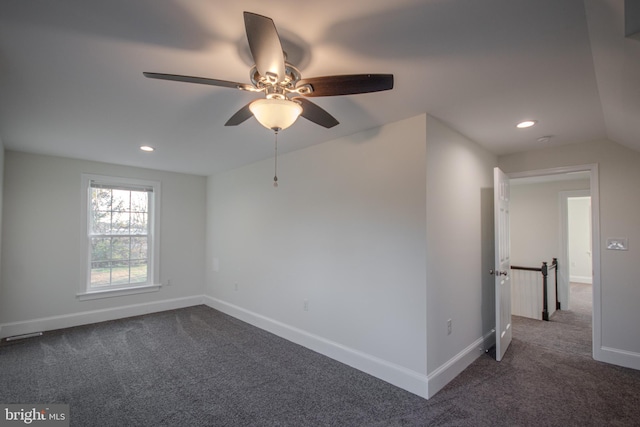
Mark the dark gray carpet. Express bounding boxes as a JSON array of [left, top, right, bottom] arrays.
[[1, 293, 639, 426], [511, 282, 593, 357]]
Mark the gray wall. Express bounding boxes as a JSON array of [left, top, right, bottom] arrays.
[[425, 115, 497, 377], [206, 114, 497, 397], [510, 179, 589, 266], [1, 151, 206, 329], [207, 115, 429, 395]]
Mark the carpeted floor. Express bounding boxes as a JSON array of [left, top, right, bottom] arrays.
[[1, 287, 639, 426], [511, 282, 593, 357]]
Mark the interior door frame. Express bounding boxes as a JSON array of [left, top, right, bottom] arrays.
[[508, 164, 601, 361]]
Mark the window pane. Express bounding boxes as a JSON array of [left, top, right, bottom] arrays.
[[91, 188, 112, 234], [111, 261, 130, 285], [111, 212, 130, 234], [112, 189, 130, 212], [112, 237, 131, 260], [131, 237, 147, 260], [91, 188, 111, 212], [131, 191, 148, 213], [91, 212, 111, 234], [91, 261, 111, 286], [91, 237, 111, 261], [131, 212, 148, 235], [130, 260, 148, 284]]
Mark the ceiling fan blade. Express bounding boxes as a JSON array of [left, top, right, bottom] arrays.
[[243, 12, 286, 83], [143, 72, 253, 91], [296, 74, 394, 97], [225, 102, 254, 126], [294, 97, 339, 128]]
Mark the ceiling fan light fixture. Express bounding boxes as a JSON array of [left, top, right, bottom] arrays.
[[250, 98, 302, 131]]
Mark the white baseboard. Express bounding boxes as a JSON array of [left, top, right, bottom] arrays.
[[204, 296, 493, 399], [597, 346, 640, 371], [427, 330, 494, 398], [0, 295, 203, 339]]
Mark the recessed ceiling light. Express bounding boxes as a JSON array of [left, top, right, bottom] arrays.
[[140, 145, 155, 152], [516, 120, 537, 129], [537, 135, 552, 143]]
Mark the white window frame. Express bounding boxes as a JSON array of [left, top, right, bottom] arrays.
[[78, 174, 161, 300]]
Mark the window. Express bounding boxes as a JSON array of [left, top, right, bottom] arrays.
[[79, 175, 160, 299]]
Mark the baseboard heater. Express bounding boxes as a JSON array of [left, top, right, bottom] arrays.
[[4, 332, 43, 342]]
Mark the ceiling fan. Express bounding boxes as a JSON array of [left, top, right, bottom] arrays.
[[143, 11, 394, 132]]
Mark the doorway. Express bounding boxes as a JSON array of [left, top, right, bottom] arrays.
[[562, 191, 592, 314], [508, 165, 600, 360]]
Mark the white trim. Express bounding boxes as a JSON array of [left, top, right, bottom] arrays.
[[0, 295, 202, 339], [508, 164, 602, 362], [508, 165, 595, 180], [76, 284, 161, 301], [426, 331, 494, 398], [599, 346, 640, 370]]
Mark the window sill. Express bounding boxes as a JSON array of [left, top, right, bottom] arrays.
[[76, 284, 161, 301]]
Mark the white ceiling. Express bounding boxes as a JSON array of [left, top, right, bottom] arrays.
[[0, 0, 638, 176]]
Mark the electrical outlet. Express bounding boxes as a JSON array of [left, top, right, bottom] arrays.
[[166, 279, 172, 286], [234, 283, 238, 291], [447, 319, 452, 335], [303, 299, 309, 312]]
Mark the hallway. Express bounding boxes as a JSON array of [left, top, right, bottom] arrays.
[[512, 282, 592, 357]]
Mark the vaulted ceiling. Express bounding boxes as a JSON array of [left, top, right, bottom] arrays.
[[0, 0, 638, 176]]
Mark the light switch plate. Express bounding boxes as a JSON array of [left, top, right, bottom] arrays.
[[606, 238, 628, 251]]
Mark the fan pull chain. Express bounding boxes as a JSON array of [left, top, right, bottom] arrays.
[[273, 131, 279, 188]]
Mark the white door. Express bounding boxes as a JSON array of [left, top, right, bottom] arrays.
[[494, 167, 512, 361]]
